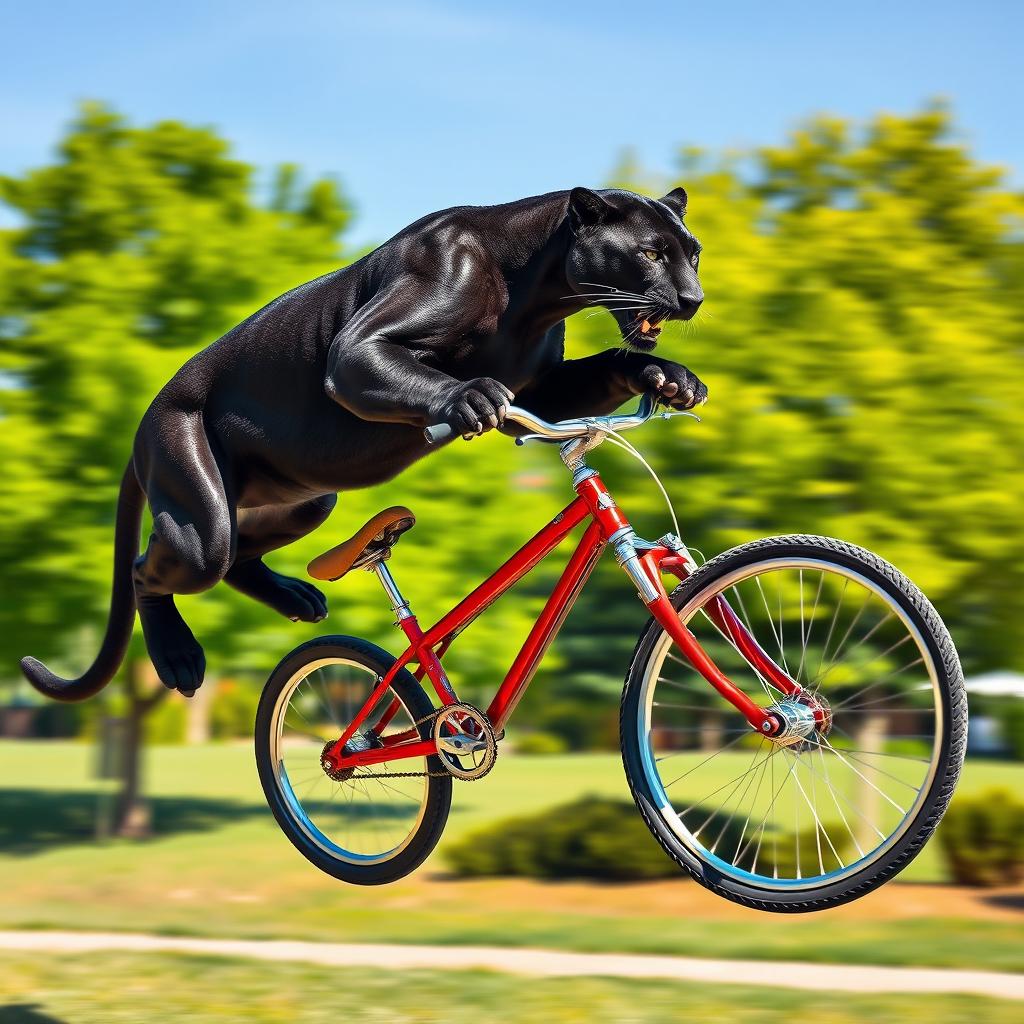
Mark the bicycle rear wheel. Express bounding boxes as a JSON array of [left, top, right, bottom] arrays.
[[621, 535, 966, 912], [255, 636, 451, 885]]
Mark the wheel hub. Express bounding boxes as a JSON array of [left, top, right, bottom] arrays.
[[768, 694, 831, 748], [321, 730, 384, 782]]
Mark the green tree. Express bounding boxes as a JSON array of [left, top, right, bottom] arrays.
[[0, 103, 349, 832], [553, 105, 1024, 741], [2, 102, 1022, 816]]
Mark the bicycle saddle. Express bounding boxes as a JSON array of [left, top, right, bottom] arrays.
[[307, 506, 416, 581]]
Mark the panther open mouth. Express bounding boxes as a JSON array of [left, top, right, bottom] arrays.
[[616, 308, 667, 352], [638, 314, 664, 340]]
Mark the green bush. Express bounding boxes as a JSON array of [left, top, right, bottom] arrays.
[[446, 796, 705, 881], [531, 700, 617, 752], [144, 697, 186, 745], [938, 788, 1024, 887], [764, 822, 854, 878], [996, 702, 1024, 761], [515, 731, 570, 755], [210, 681, 259, 739], [31, 700, 93, 739]]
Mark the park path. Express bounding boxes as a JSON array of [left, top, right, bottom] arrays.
[[0, 930, 1022, 1000]]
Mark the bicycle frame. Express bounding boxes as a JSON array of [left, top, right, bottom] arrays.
[[322, 460, 804, 774]]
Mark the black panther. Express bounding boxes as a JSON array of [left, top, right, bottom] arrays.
[[21, 186, 706, 700]]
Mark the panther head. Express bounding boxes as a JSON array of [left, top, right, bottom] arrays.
[[564, 187, 703, 352]]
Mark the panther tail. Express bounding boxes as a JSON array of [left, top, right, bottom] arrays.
[[20, 459, 145, 702]]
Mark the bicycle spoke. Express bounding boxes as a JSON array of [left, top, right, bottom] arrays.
[[827, 747, 926, 790], [793, 743, 888, 841], [730, 744, 773, 865], [738, 748, 800, 870], [815, 740, 865, 858], [641, 552, 948, 893], [658, 671, 730, 696], [710, 738, 769, 853], [813, 589, 872, 688], [662, 731, 749, 789], [815, 578, 848, 682], [829, 741, 931, 765], [696, 605, 776, 701], [816, 735, 908, 815], [272, 658, 430, 864], [755, 574, 790, 678], [653, 699, 745, 714], [812, 611, 895, 691], [787, 747, 844, 871], [684, 744, 781, 831], [727, 585, 779, 700], [832, 657, 926, 710]]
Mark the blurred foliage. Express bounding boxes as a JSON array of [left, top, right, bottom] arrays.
[[938, 787, 1024, 886], [514, 730, 570, 755], [210, 679, 261, 740], [1, 102, 1022, 751], [997, 700, 1024, 760], [444, 796, 679, 880], [766, 821, 853, 879], [445, 793, 853, 881]]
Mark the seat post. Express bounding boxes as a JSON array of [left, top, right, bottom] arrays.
[[371, 561, 413, 621]]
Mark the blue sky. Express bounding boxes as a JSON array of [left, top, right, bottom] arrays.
[[1, 0, 1019, 246]]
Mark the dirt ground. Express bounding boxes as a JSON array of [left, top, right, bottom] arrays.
[[409, 873, 1024, 923]]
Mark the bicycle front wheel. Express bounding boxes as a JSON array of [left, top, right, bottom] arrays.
[[256, 636, 452, 885], [621, 535, 966, 912]]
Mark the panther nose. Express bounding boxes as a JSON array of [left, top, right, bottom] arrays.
[[677, 290, 703, 320]]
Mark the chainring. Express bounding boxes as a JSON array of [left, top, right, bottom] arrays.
[[432, 702, 498, 781]]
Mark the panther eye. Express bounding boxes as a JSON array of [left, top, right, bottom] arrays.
[[643, 249, 661, 262], [690, 252, 700, 269]]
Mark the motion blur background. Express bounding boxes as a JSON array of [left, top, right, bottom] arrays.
[[1, 2, 1022, 1021]]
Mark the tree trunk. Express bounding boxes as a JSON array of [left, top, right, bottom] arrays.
[[185, 675, 214, 745], [112, 658, 167, 838], [699, 711, 723, 751], [854, 711, 887, 853]]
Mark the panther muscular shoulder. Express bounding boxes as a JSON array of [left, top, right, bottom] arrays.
[[22, 187, 706, 698]]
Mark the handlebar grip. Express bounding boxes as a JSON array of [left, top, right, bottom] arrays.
[[423, 422, 454, 444]]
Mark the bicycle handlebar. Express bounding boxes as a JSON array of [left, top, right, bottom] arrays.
[[424, 393, 664, 445]]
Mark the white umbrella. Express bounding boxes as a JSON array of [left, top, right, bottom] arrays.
[[963, 672, 1024, 699]]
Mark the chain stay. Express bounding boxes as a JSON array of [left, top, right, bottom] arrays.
[[325, 705, 491, 781]]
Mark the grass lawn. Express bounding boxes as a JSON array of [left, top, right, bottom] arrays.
[[2, 742, 1022, 972], [2, 951, 1022, 1024]]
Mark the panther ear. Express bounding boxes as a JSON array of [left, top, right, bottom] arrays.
[[659, 186, 688, 220], [568, 187, 611, 231]]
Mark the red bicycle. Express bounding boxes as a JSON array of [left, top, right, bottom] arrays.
[[255, 396, 966, 912]]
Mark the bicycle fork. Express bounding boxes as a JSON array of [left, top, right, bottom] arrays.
[[569, 456, 808, 740]]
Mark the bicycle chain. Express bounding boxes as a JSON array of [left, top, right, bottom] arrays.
[[321, 707, 455, 781]]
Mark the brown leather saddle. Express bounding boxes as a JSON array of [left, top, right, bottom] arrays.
[[306, 506, 416, 582]]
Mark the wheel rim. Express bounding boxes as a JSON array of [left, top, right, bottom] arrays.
[[269, 657, 429, 865], [637, 557, 943, 891]]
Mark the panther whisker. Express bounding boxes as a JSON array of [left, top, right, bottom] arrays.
[[561, 293, 651, 305], [578, 282, 651, 300], [584, 305, 642, 318]]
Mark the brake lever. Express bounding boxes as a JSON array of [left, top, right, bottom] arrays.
[[653, 408, 701, 422], [515, 433, 560, 446]]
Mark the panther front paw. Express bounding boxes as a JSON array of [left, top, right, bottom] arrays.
[[435, 377, 515, 438], [637, 362, 707, 410]]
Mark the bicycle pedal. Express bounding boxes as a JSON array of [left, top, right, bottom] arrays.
[[437, 729, 489, 755]]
